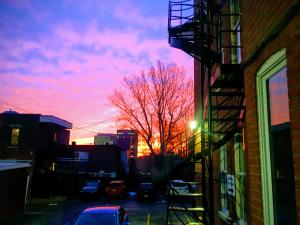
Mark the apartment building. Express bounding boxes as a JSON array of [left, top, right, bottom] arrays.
[[168, 0, 300, 224]]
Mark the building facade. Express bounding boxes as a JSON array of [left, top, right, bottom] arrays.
[[242, 1, 300, 224], [0, 160, 31, 216], [0, 111, 72, 159], [168, 0, 300, 224], [57, 144, 122, 179], [94, 133, 117, 145], [117, 129, 138, 159], [0, 111, 72, 197]]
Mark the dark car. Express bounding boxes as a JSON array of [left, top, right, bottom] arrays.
[[79, 180, 101, 199], [137, 182, 156, 201], [105, 180, 127, 198], [70, 206, 130, 225]]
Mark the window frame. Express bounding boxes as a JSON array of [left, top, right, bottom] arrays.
[[256, 48, 287, 225], [10, 127, 20, 146], [230, 0, 241, 64]]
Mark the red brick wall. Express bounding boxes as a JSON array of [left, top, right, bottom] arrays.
[[287, 32, 300, 225], [241, 0, 293, 59], [242, 1, 300, 224]]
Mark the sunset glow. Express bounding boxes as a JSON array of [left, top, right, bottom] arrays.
[[0, 0, 193, 144]]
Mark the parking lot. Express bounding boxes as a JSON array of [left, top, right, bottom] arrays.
[[0, 194, 167, 225]]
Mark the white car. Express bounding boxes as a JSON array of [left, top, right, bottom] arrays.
[[66, 206, 130, 225], [170, 180, 190, 195], [80, 180, 101, 198]]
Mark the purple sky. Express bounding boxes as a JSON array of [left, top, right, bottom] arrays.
[[0, 0, 193, 144]]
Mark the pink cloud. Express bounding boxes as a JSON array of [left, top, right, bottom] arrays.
[[0, 14, 193, 144]]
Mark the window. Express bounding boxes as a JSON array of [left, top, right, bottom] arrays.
[[230, 0, 241, 64], [257, 48, 296, 225], [219, 132, 247, 224], [10, 128, 20, 146], [53, 132, 58, 142], [234, 133, 247, 224], [219, 144, 228, 216]]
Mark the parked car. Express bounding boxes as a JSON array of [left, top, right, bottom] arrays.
[[137, 182, 156, 202], [68, 206, 130, 225], [169, 179, 189, 195], [80, 180, 101, 199], [105, 180, 127, 198]]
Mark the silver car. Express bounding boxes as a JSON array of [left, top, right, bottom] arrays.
[[73, 206, 130, 225]]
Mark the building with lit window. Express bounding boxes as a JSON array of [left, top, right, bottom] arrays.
[[0, 111, 72, 197], [0, 111, 72, 159], [117, 129, 138, 159], [168, 0, 300, 224]]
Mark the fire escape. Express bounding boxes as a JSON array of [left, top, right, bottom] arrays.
[[167, 0, 244, 224]]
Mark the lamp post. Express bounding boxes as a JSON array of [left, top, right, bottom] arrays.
[[188, 120, 197, 159], [189, 120, 197, 130]]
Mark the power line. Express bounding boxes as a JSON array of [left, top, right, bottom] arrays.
[[0, 98, 113, 135], [72, 119, 113, 130]]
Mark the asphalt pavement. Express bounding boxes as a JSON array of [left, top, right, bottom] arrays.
[[0, 194, 167, 225]]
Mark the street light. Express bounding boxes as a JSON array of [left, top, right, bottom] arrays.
[[189, 120, 197, 130]]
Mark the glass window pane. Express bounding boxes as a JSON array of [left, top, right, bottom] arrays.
[[11, 128, 20, 145], [268, 68, 290, 125], [267, 68, 296, 225]]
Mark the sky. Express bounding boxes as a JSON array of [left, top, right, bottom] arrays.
[[0, 0, 193, 144]]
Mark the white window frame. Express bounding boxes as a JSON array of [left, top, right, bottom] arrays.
[[256, 48, 287, 225]]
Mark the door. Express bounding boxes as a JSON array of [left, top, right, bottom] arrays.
[[256, 48, 297, 225]]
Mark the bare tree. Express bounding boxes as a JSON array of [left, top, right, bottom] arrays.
[[109, 61, 193, 156]]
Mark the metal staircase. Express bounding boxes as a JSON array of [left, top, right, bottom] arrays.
[[210, 64, 245, 150], [166, 160, 205, 225], [168, 0, 244, 224], [168, 0, 219, 64]]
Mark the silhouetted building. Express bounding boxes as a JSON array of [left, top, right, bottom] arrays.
[[0, 110, 72, 160], [0, 111, 72, 197], [117, 129, 138, 159], [57, 144, 122, 179], [0, 160, 31, 216], [94, 133, 117, 145]]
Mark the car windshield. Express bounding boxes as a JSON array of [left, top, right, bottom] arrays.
[[75, 213, 116, 225]]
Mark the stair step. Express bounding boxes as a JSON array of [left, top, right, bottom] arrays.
[[168, 222, 204, 225], [168, 223, 204, 225], [169, 206, 205, 212], [210, 91, 244, 97], [220, 63, 243, 75], [169, 193, 203, 197], [169, 38, 220, 62], [169, 21, 200, 34], [211, 79, 243, 89], [211, 105, 245, 110], [170, 181, 201, 185], [212, 118, 243, 122]]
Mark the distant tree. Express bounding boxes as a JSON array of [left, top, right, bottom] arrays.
[[109, 61, 193, 156]]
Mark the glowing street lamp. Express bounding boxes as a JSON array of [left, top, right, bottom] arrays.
[[189, 120, 197, 130]]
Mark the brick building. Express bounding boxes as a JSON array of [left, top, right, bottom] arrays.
[[241, 1, 300, 224], [168, 0, 300, 224]]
